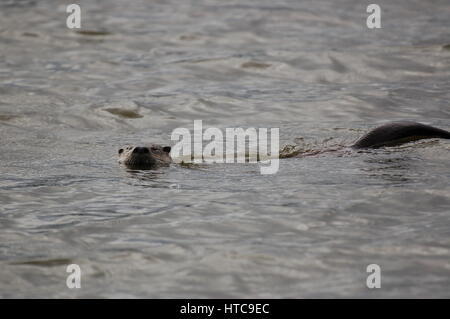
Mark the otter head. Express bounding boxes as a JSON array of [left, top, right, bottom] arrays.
[[118, 144, 172, 170]]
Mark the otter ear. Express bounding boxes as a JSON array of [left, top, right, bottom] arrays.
[[162, 146, 171, 153]]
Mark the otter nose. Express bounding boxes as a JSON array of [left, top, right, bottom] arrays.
[[133, 147, 149, 154]]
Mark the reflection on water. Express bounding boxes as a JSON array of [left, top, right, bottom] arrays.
[[361, 154, 414, 183], [122, 168, 177, 188], [0, 0, 449, 298]]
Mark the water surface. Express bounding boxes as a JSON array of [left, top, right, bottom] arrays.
[[0, 0, 450, 298]]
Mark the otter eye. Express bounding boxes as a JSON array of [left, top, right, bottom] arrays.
[[118, 149, 124, 154], [162, 146, 171, 153]]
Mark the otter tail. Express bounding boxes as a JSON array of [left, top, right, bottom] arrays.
[[352, 121, 450, 149]]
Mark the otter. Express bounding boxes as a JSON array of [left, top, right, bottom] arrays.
[[118, 144, 172, 170], [118, 122, 449, 169]]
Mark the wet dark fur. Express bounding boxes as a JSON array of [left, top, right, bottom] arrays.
[[118, 144, 172, 169], [352, 121, 450, 149]]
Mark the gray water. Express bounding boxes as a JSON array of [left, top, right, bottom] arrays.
[[1, 0, 450, 298]]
